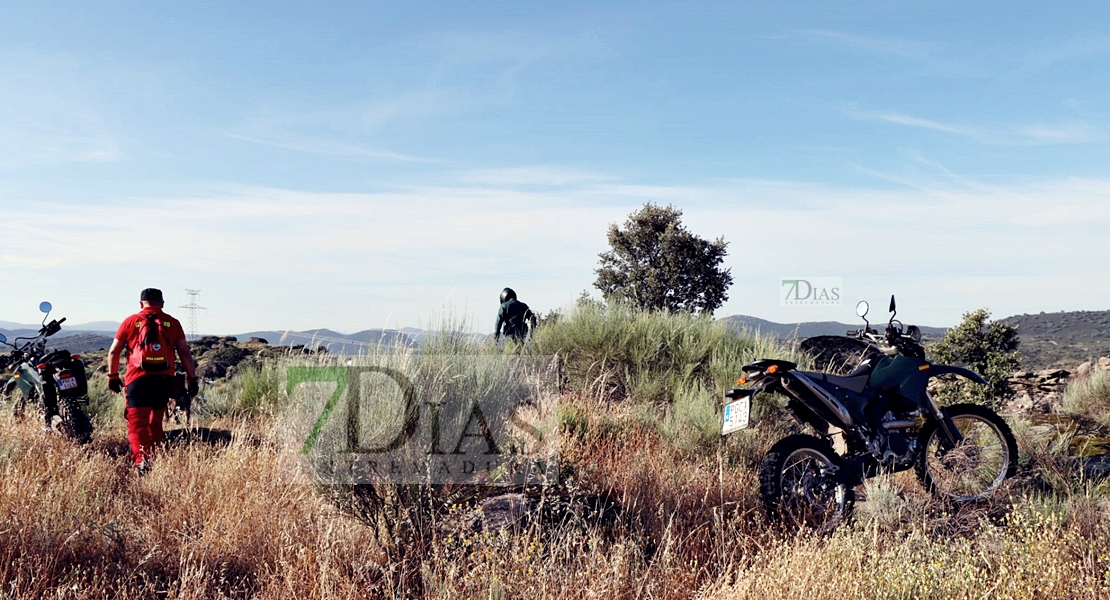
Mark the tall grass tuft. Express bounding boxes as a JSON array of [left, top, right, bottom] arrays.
[[531, 302, 802, 403], [1064, 368, 1110, 427]]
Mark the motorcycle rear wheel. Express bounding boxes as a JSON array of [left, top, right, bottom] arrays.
[[915, 403, 1017, 502], [760, 434, 854, 532], [58, 396, 93, 445]]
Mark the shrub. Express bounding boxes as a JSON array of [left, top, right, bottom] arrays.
[[531, 302, 800, 404], [930, 307, 1021, 409], [1063, 368, 1110, 427]]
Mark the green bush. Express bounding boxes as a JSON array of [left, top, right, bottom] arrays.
[[201, 362, 283, 417], [929, 308, 1020, 409], [531, 301, 800, 403]]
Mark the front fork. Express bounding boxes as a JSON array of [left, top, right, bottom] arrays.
[[924, 391, 963, 450], [36, 367, 60, 427]]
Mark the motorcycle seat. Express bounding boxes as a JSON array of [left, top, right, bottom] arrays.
[[800, 371, 869, 394]]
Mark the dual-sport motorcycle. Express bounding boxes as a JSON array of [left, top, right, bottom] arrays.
[[721, 296, 1018, 529], [0, 302, 93, 444]]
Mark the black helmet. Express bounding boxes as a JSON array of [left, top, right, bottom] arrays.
[[500, 288, 517, 303]]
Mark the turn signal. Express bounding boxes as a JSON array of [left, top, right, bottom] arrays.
[[737, 377, 748, 386], [767, 365, 779, 374]]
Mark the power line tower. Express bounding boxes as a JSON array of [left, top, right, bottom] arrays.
[[180, 289, 207, 340]]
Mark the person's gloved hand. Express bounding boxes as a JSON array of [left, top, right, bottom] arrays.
[[187, 376, 199, 397], [108, 373, 122, 394]]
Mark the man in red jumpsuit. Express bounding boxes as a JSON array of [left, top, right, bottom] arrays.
[[106, 288, 198, 473]]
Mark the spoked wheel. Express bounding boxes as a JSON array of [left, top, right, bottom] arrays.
[[58, 396, 93, 445], [10, 387, 35, 422], [760, 434, 854, 532], [916, 403, 1017, 502]]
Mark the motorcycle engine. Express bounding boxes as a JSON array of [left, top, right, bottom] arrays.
[[874, 411, 918, 468]]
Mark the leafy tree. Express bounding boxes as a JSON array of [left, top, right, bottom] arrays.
[[930, 308, 1021, 409], [594, 203, 732, 314]]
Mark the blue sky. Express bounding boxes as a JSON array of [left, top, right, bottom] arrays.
[[1, 2, 1109, 333]]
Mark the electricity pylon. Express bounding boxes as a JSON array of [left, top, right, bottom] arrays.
[[180, 289, 206, 340]]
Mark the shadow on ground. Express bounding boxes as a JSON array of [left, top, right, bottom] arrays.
[[163, 427, 234, 446]]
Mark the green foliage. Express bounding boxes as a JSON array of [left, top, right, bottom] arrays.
[[662, 383, 721, 452], [85, 373, 124, 425], [202, 362, 283, 417], [593, 203, 732, 314], [930, 308, 1021, 409], [531, 301, 801, 403], [1063, 368, 1110, 426]]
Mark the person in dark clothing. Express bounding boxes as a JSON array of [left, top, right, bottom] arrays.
[[494, 288, 537, 343]]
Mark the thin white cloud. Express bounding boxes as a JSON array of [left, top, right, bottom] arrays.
[[1012, 35, 1110, 77], [226, 133, 435, 163], [457, 166, 614, 187], [792, 29, 933, 60], [1, 174, 1108, 332], [847, 108, 1102, 145], [0, 55, 124, 168]]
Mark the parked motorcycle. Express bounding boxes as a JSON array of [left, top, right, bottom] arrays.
[[721, 296, 1017, 529], [1, 302, 93, 444]]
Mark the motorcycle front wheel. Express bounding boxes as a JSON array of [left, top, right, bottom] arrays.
[[915, 403, 1017, 502], [760, 434, 854, 532]]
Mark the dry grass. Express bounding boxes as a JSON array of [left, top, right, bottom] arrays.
[[0, 417, 385, 599], [3, 393, 1109, 598], [4, 306, 1110, 598]]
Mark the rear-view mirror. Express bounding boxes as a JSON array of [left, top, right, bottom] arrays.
[[39, 301, 52, 314], [855, 301, 869, 318]]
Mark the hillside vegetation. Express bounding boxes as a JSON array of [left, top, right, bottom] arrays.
[[1, 304, 1109, 598], [1002, 310, 1110, 369]]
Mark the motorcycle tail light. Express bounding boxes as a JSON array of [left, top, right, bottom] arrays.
[[59, 372, 73, 379], [71, 354, 81, 359], [36, 364, 46, 370]]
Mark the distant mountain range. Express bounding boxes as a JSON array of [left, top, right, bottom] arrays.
[[4, 310, 1107, 369], [718, 315, 948, 340]]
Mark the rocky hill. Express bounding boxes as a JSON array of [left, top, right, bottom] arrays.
[[1000, 310, 1110, 369]]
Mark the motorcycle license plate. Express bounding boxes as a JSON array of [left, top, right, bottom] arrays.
[[57, 376, 78, 391], [721, 395, 751, 435]]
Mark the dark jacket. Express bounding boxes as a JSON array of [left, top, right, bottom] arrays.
[[495, 299, 536, 341]]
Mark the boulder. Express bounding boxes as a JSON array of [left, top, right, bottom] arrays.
[[1099, 357, 1110, 372], [1077, 362, 1092, 379], [196, 361, 228, 379], [248, 337, 269, 345]]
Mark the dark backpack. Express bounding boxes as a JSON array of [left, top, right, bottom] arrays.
[[129, 313, 176, 373]]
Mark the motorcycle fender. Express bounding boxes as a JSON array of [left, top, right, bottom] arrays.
[[15, 364, 40, 395], [926, 364, 988, 385]]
